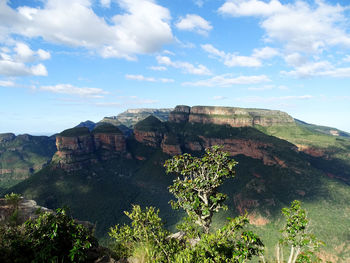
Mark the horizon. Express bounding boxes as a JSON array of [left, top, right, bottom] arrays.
[[1, 0, 350, 134]]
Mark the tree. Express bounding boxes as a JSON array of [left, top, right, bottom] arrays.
[[164, 145, 237, 234], [277, 200, 324, 263], [4, 193, 22, 225], [109, 205, 180, 262]]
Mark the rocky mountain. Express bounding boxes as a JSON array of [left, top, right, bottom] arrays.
[[169, 105, 294, 127], [110, 108, 172, 128], [3, 105, 350, 261], [0, 133, 56, 191], [52, 124, 128, 171]]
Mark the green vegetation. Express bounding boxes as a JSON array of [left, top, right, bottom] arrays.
[[0, 207, 96, 263], [92, 123, 123, 134], [277, 200, 324, 263], [164, 146, 237, 233], [0, 134, 56, 190], [109, 147, 265, 262], [59, 127, 91, 137], [134, 115, 167, 133], [4, 119, 350, 260]]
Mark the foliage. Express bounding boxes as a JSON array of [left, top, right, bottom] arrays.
[[4, 192, 22, 225], [277, 200, 324, 263], [0, 208, 95, 263], [109, 205, 180, 261], [174, 214, 264, 263], [164, 145, 237, 233]]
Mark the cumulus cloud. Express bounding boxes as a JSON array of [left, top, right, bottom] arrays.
[[157, 55, 211, 75], [1, 0, 173, 60], [125, 74, 174, 83], [219, 0, 350, 53], [202, 44, 278, 67], [40, 84, 108, 98], [0, 80, 15, 87], [282, 60, 350, 78], [0, 42, 49, 77], [100, 0, 111, 8], [175, 14, 212, 35], [182, 74, 270, 87]]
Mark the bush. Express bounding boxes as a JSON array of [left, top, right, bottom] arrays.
[[0, 208, 96, 263]]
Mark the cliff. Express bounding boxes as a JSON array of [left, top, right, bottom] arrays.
[[53, 125, 127, 171], [169, 105, 294, 127], [132, 115, 294, 167]]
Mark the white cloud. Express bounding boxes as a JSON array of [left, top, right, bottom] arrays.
[[149, 66, 167, 71], [0, 42, 49, 77], [125, 74, 174, 83], [182, 74, 271, 87], [202, 44, 278, 67], [248, 84, 288, 91], [213, 95, 227, 100], [282, 59, 350, 78], [157, 55, 211, 75], [175, 14, 212, 35], [40, 84, 108, 98], [0, 80, 15, 87], [1, 0, 173, 60], [252, 46, 279, 59], [194, 0, 204, 7], [100, 0, 111, 8], [219, 0, 350, 54], [0, 60, 47, 76], [126, 74, 156, 82], [343, 55, 350, 63], [219, 0, 286, 17]]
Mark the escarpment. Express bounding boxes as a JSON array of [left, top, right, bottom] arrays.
[[53, 125, 127, 171], [133, 113, 295, 167], [169, 105, 295, 127]]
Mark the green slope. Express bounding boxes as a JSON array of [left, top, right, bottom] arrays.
[[0, 133, 56, 191], [7, 122, 350, 261]]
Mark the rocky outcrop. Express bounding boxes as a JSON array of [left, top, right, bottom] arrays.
[[0, 133, 16, 143], [296, 144, 326, 157], [197, 136, 285, 166], [53, 125, 127, 171], [134, 130, 163, 148], [0, 198, 51, 225], [169, 105, 294, 127], [161, 134, 182, 155]]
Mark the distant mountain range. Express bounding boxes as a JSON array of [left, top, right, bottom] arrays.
[[1, 105, 350, 261]]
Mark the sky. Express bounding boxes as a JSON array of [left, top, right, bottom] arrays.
[[1, 0, 350, 135]]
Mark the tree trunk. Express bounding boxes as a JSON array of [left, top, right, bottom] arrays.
[[287, 246, 294, 263]]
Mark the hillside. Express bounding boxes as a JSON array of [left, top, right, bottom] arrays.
[[7, 105, 350, 261], [0, 133, 56, 192]]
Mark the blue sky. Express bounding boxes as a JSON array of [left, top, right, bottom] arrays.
[[1, 0, 350, 134]]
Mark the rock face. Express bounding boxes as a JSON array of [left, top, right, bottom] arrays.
[[0, 198, 51, 225], [169, 105, 294, 127], [0, 133, 16, 143], [53, 125, 127, 171], [110, 108, 173, 128]]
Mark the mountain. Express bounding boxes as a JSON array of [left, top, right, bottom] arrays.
[[4, 105, 350, 261], [0, 133, 56, 192], [110, 108, 173, 128]]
